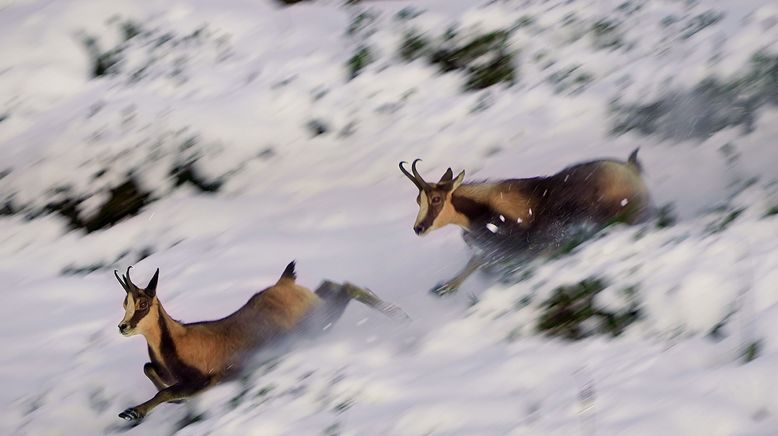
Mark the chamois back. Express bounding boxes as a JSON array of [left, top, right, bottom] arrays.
[[400, 148, 652, 246]]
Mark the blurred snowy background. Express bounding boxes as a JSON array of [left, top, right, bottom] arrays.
[[1, 0, 777, 434]]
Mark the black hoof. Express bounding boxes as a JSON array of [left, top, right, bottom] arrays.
[[378, 302, 412, 322], [118, 407, 142, 421], [430, 282, 458, 297]]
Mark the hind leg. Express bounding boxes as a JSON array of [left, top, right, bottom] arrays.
[[313, 280, 352, 330], [341, 283, 410, 321], [313, 281, 410, 326]]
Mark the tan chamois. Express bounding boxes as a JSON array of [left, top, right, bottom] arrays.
[[400, 149, 653, 296], [115, 262, 407, 421]]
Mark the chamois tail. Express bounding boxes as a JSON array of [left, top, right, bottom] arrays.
[[627, 147, 643, 174], [277, 260, 297, 283]]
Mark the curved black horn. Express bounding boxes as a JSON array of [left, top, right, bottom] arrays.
[[124, 265, 135, 289], [411, 159, 432, 191], [399, 161, 424, 191], [114, 270, 129, 292]]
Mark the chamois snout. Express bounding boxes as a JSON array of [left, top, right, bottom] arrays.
[[118, 323, 129, 334], [414, 224, 426, 235]]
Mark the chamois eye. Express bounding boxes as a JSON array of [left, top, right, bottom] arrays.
[[431, 196, 442, 204], [138, 300, 148, 310]]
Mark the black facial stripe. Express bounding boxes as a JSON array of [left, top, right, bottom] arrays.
[[127, 298, 150, 328], [421, 191, 445, 229]]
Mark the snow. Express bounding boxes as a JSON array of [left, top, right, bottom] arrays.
[[1, 0, 778, 435]]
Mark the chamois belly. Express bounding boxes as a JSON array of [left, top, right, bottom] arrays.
[[177, 333, 246, 378], [170, 289, 321, 381], [463, 216, 598, 262]]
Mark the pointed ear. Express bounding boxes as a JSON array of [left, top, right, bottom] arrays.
[[452, 170, 465, 190], [438, 168, 454, 183], [145, 268, 159, 297]]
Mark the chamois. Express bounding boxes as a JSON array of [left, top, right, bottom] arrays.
[[400, 149, 653, 296], [115, 262, 406, 421]]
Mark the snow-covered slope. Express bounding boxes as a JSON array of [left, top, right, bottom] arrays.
[[1, 0, 777, 434]]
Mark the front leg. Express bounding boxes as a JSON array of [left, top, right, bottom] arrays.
[[430, 255, 483, 297], [143, 362, 170, 391], [118, 377, 212, 421]]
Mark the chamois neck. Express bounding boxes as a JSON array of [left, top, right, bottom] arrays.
[[450, 183, 497, 227], [141, 301, 185, 346], [452, 180, 538, 228]]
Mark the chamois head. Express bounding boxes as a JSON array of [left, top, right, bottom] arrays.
[[115, 266, 159, 337], [400, 159, 465, 236]]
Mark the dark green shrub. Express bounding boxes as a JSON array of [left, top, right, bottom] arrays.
[[611, 53, 778, 139], [741, 340, 762, 363], [706, 208, 744, 234], [681, 11, 724, 39], [347, 46, 373, 79], [655, 204, 677, 229], [591, 19, 623, 50], [399, 31, 430, 61], [537, 278, 640, 340], [427, 30, 517, 91], [45, 178, 151, 232], [170, 161, 222, 193]]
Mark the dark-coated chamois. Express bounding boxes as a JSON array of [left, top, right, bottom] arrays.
[[400, 149, 653, 296], [115, 262, 407, 421]]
